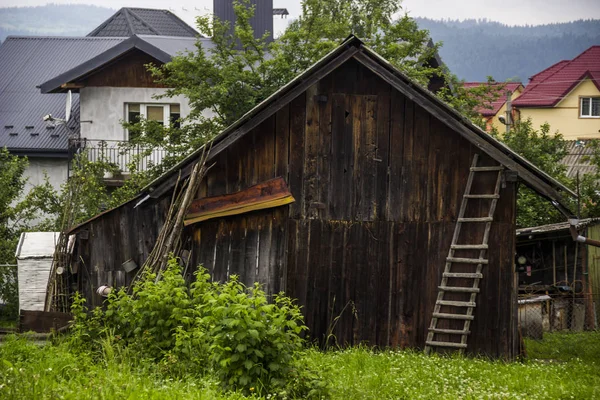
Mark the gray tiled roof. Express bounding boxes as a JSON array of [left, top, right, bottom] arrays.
[[0, 36, 125, 155], [88, 8, 198, 38]]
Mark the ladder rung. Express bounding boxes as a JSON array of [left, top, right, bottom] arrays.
[[457, 217, 493, 223], [451, 244, 488, 250], [436, 300, 477, 307], [426, 340, 468, 349], [439, 286, 480, 293], [464, 194, 500, 199], [430, 328, 471, 335], [470, 166, 504, 172], [447, 257, 488, 264], [433, 312, 475, 321], [443, 272, 483, 279]]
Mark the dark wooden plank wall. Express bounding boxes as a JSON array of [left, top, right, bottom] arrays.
[[187, 207, 287, 296], [74, 195, 170, 308], [80, 50, 166, 88], [280, 60, 518, 357]]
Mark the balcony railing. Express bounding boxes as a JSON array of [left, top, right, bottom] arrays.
[[69, 138, 168, 174]]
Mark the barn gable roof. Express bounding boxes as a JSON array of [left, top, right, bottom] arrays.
[[143, 36, 575, 204], [69, 35, 575, 233]]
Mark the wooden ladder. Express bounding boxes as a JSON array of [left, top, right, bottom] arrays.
[[424, 154, 504, 355]]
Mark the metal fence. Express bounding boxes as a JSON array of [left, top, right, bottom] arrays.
[[519, 293, 597, 339], [519, 288, 599, 360], [69, 139, 169, 174]]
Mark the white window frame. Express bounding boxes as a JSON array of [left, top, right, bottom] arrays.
[[580, 97, 600, 118], [125, 103, 181, 140]]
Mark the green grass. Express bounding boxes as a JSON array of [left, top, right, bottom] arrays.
[[1, 333, 599, 399], [0, 335, 245, 400], [525, 331, 600, 363], [0, 317, 17, 330], [317, 347, 600, 399]]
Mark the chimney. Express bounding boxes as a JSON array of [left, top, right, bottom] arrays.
[[214, 0, 274, 42]]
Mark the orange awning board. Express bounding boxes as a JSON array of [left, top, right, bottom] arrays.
[[184, 177, 295, 226]]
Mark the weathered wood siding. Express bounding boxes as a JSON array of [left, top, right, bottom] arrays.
[[73, 196, 169, 307], [185, 59, 518, 357], [72, 58, 518, 358], [79, 50, 166, 88]]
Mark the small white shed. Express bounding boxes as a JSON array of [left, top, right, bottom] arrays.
[[15, 232, 59, 312]]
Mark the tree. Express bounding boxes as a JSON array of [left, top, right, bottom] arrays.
[[490, 120, 574, 228], [144, 0, 449, 170], [574, 139, 600, 219], [0, 148, 55, 321]]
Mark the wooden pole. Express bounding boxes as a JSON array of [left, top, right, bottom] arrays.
[[573, 243, 578, 286], [552, 241, 556, 285], [564, 244, 569, 283], [581, 242, 595, 329]]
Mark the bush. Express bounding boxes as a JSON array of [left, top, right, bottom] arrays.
[[196, 276, 306, 394], [68, 257, 327, 398]]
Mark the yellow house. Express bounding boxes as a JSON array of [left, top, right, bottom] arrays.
[[513, 46, 600, 140], [463, 82, 524, 132]]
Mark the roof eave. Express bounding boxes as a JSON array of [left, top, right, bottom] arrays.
[[8, 148, 69, 158], [39, 36, 172, 94]]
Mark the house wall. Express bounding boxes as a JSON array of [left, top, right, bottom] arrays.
[[70, 59, 519, 358], [79, 87, 191, 141], [518, 79, 600, 139], [23, 157, 68, 193]]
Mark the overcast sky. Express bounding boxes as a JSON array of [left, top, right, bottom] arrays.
[[1, 0, 599, 28]]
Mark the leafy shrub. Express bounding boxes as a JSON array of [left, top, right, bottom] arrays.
[[195, 276, 306, 394], [68, 257, 327, 398], [103, 258, 197, 361]]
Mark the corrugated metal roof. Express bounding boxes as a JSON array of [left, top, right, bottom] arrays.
[[560, 140, 598, 179], [0, 36, 125, 154], [88, 8, 198, 38], [15, 232, 59, 258], [516, 218, 600, 236], [139, 35, 214, 56]]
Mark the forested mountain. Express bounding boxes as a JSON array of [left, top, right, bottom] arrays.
[[0, 5, 114, 41], [416, 18, 600, 82]]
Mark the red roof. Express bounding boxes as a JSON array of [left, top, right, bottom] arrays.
[[463, 82, 523, 117], [513, 46, 600, 108]]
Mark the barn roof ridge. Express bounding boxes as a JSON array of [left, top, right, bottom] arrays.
[[143, 35, 574, 201], [67, 35, 576, 233]]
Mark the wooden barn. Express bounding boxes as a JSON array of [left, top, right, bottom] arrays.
[[64, 36, 575, 358]]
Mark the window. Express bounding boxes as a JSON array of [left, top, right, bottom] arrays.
[[126, 103, 181, 126], [126, 103, 181, 140], [580, 97, 600, 118], [170, 104, 181, 129]]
